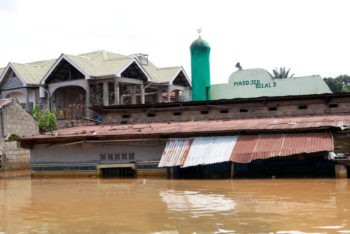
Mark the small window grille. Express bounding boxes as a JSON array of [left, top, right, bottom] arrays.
[[173, 112, 182, 116], [240, 108, 248, 113], [298, 105, 308, 110], [200, 110, 209, 115], [220, 109, 229, 113], [269, 107, 277, 111], [329, 103, 338, 108]]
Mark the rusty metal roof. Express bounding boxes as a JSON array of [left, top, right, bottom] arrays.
[[158, 133, 333, 167], [19, 114, 350, 143], [230, 133, 334, 163]]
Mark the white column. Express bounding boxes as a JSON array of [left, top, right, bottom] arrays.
[[103, 81, 109, 106], [167, 86, 171, 102], [131, 86, 137, 104], [114, 79, 120, 105], [157, 89, 163, 103], [141, 84, 145, 104]]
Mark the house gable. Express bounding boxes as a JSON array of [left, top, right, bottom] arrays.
[[45, 58, 85, 84], [0, 68, 25, 91]]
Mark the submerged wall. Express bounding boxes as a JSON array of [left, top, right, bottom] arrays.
[[30, 140, 167, 175]]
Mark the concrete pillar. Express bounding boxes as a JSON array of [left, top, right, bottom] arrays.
[[25, 88, 30, 112], [141, 84, 145, 104], [335, 164, 348, 178], [157, 89, 163, 103], [114, 80, 120, 105], [103, 81, 109, 106], [131, 86, 137, 104], [167, 87, 171, 102], [175, 90, 179, 101], [85, 81, 91, 118]]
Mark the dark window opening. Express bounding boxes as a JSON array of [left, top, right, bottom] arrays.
[[220, 109, 229, 114], [200, 110, 209, 115], [147, 113, 156, 117], [122, 114, 130, 119], [298, 105, 308, 110], [101, 167, 136, 178], [173, 112, 182, 116], [240, 108, 248, 113], [269, 107, 277, 111], [329, 103, 338, 108]]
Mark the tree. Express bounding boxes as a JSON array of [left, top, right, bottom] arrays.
[[272, 67, 294, 79], [32, 105, 58, 132], [324, 75, 350, 93]]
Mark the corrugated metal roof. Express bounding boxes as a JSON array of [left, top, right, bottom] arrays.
[[64, 51, 183, 83], [182, 136, 238, 168], [230, 133, 334, 163], [158, 138, 193, 167], [19, 114, 350, 142], [158, 133, 333, 167], [10, 60, 56, 84]]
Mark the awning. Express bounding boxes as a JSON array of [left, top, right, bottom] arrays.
[[158, 133, 334, 167]]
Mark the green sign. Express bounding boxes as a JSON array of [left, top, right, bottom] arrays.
[[233, 80, 277, 89]]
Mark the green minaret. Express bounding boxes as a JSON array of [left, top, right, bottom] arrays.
[[190, 36, 211, 101]]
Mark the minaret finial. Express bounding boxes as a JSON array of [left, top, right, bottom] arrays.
[[197, 28, 202, 38]]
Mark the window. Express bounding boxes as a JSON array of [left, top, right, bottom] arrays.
[[173, 112, 182, 116], [240, 108, 248, 113], [220, 109, 229, 114], [122, 114, 130, 118], [147, 113, 155, 117], [329, 103, 338, 108], [298, 105, 308, 110], [268, 107, 277, 111], [200, 110, 209, 115]]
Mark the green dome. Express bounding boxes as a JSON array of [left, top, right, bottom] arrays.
[[190, 36, 211, 49]]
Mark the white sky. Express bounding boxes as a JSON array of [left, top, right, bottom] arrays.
[[0, 0, 349, 84]]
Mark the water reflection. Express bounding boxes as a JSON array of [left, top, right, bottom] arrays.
[[160, 189, 236, 215], [0, 176, 349, 233]]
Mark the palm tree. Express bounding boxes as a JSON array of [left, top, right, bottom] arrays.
[[272, 67, 294, 79]]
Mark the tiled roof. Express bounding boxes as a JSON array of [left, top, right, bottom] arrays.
[[0, 99, 13, 109], [19, 114, 350, 143]]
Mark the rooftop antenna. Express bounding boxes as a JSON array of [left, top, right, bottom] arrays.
[[197, 28, 202, 38]]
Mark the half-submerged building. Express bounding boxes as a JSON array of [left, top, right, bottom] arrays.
[[16, 37, 350, 179]]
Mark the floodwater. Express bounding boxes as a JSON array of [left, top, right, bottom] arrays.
[[1, 172, 350, 233]]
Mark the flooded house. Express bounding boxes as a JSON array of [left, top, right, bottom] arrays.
[[15, 37, 350, 179]]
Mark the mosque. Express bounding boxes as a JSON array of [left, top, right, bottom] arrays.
[[17, 36, 350, 179]]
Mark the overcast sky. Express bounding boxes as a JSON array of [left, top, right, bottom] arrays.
[[0, 0, 349, 84]]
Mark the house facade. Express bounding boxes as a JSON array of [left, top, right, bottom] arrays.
[[0, 51, 191, 120]]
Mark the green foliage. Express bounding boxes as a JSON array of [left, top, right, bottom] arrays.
[[32, 105, 58, 132], [8, 134, 19, 140], [324, 75, 350, 93], [272, 67, 294, 79]]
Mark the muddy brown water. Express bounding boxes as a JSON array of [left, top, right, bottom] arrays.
[[1, 172, 350, 233]]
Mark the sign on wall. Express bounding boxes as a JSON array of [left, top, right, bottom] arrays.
[[99, 152, 135, 162]]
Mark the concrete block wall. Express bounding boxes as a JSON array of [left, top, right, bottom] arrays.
[[102, 97, 350, 124], [0, 100, 39, 170]]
